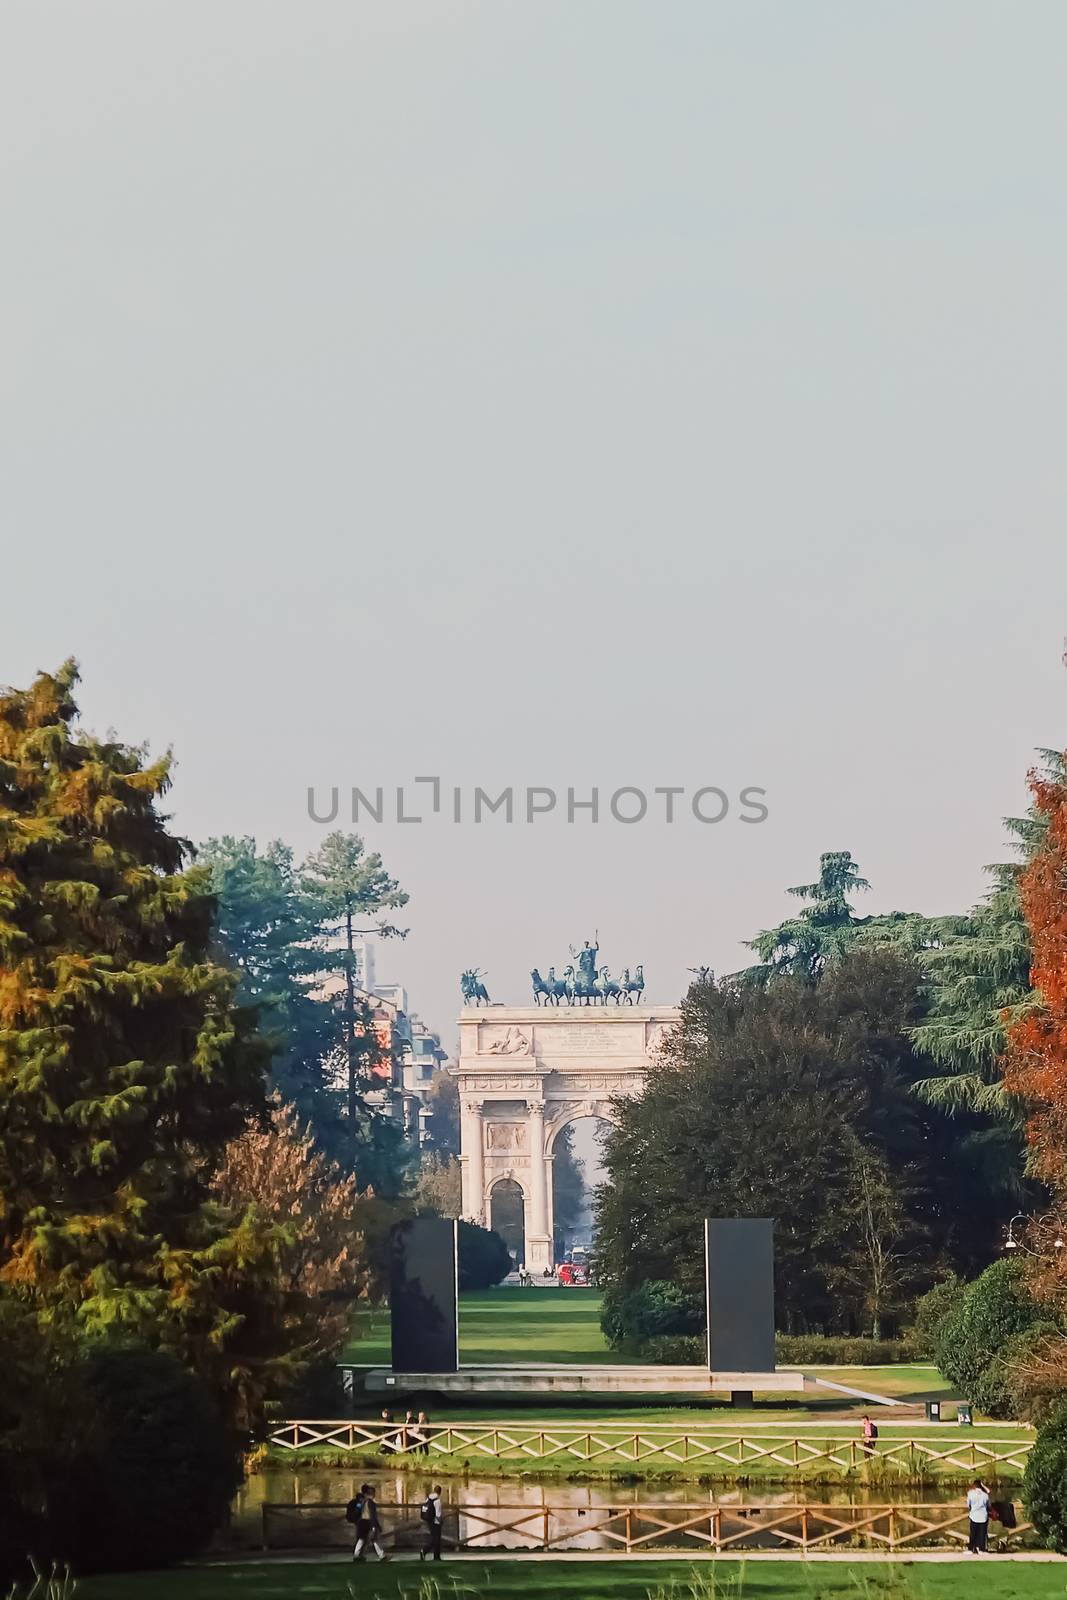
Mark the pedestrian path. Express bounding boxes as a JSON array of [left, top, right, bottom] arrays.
[[202, 1549, 1067, 1566]]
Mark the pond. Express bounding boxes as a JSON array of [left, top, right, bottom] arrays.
[[229, 1468, 1015, 1555]]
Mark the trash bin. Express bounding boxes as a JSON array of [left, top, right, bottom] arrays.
[[924, 1400, 942, 1422], [957, 1402, 973, 1426]]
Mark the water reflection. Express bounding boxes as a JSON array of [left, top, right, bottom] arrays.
[[230, 1469, 970, 1554]]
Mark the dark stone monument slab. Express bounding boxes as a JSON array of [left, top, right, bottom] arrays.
[[705, 1217, 775, 1374], [390, 1216, 459, 1373]]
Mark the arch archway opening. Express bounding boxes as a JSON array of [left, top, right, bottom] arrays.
[[552, 1115, 611, 1264], [489, 1177, 525, 1267]]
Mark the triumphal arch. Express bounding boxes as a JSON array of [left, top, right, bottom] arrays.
[[456, 949, 680, 1271]]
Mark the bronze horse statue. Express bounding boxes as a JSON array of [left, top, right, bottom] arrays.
[[461, 968, 490, 1006]]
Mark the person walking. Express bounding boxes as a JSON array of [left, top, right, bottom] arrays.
[[861, 1414, 878, 1457], [352, 1483, 388, 1562], [967, 1477, 991, 1553], [420, 1485, 444, 1562]]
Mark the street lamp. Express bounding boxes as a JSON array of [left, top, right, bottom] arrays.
[[1004, 1213, 1064, 1257]]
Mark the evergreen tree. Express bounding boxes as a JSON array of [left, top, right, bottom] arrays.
[[0, 665, 290, 1422], [201, 831, 416, 1192], [907, 754, 1064, 1118], [199, 836, 345, 1146], [301, 831, 409, 1171], [743, 850, 872, 981], [597, 948, 992, 1331]]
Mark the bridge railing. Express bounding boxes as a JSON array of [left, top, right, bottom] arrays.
[[260, 1498, 1034, 1553], [267, 1418, 1033, 1475]]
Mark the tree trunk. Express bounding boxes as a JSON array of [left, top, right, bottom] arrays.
[[344, 905, 358, 1136]]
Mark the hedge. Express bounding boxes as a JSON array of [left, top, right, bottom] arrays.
[[1024, 1399, 1067, 1551]]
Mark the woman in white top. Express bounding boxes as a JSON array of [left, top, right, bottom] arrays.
[[966, 1478, 991, 1552]]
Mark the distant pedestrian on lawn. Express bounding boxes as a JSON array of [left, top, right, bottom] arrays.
[[353, 1482, 387, 1562], [379, 1409, 396, 1454], [416, 1409, 432, 1454], [861, 1414, 878, 1456], [967, 1478, 991, 1552], [420, 1484, 444, 1562]]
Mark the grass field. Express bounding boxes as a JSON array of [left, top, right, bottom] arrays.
[[338, 1290, 965, 1427], [77, 1558, 1066, 1600], [343, 1291, 950, 1395], [310, 1291, 1024, 1482], [345, 1289, 620, 1367]]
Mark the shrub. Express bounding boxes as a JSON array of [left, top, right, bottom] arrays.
[[61, 1344, 241, 1573], [936, 1259, 1044, 1418], [0, 1299, 87, 1580], [602, 1281, 703, 1350], [906, 1275, 966, 1359], [774, 1334, 909, 1366], [457, 1220, 512, 1290], [643, 1334, 706, 1364], [1024, 1398, 1067, 1550]]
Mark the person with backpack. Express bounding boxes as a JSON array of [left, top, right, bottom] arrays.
[[966, 1477, 991, 1553], [352, 1482, 388, 1562], [420, 1485, 444, 1562], [861, 1414, 878, 1457], [344, 1485, 365, 1540]]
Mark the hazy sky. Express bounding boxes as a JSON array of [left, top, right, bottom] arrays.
[[4, 1, 1067, 1045]]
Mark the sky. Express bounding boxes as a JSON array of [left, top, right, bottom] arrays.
[[3, 1, 1067, 1047]]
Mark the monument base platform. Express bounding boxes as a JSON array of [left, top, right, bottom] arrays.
[[365, 1363, 812, 1400]]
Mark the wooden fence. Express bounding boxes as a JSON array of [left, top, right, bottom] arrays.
[[260, 1498, 1034, 1553], [268, 1418, 1033, 1476]]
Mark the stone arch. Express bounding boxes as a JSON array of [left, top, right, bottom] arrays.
[[546, 1104, 615, 1261], [545, 1100, 619, 1155], [457, 1002, 681, 1271], [489, 1175, 525, 1266]]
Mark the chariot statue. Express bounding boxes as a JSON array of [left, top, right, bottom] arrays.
[[529, 939, 645, 1005]]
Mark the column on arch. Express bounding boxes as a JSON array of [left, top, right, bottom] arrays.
[[460, 1097, 485, 1226], [525, 1099, 551, 1270]]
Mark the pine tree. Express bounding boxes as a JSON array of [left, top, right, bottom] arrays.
[[300, 831, 408, 1162], [0, 664, 288, 1421], [909, 755, 1065, 1116], [743, 850, 872, 981], [199, 836, 345, 1145]]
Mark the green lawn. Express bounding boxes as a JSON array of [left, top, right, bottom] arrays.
[[77, 1558, 1066, 1600], [342, 1292, 953, 1399], [332, 1289, 972, 1433], [316, 1291, 1027, 1483], [344, 1289, 619, 1367]]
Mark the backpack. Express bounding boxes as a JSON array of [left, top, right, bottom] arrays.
[[345, 1495, 364, 1526], [420, 1496, 436, 1525]]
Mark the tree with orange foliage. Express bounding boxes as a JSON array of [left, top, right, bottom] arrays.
[[213, 1096, 368, 1361], [1002, 754, 1067, 1309]]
